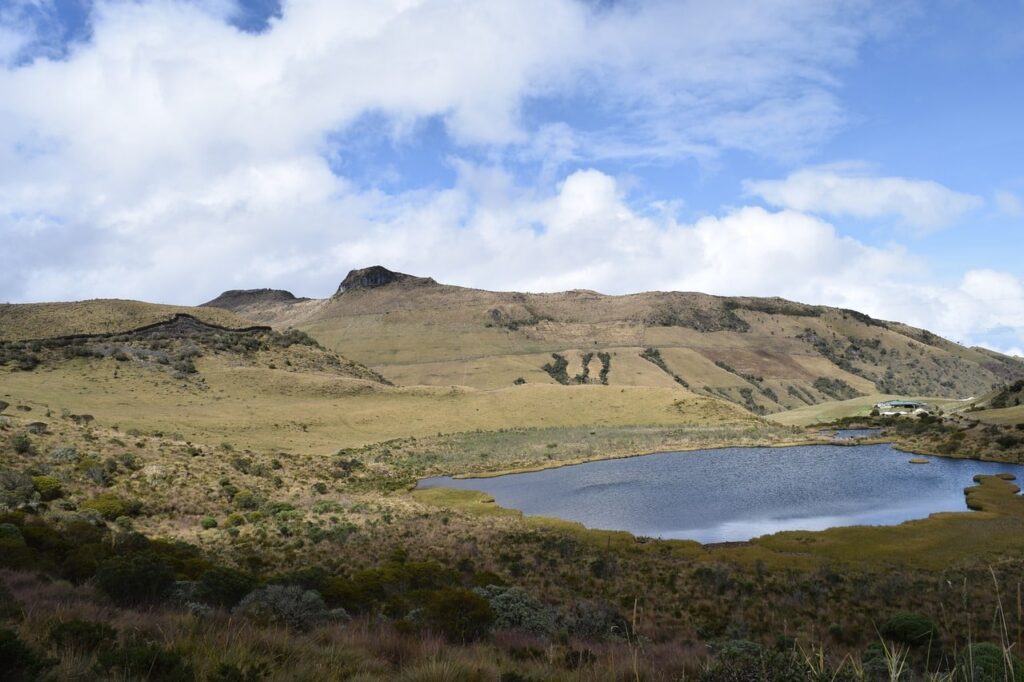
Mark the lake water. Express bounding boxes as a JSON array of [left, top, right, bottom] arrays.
[[417, 444, 1024, 543]]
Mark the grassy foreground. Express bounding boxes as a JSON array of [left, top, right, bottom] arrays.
[[3, 323, 1024, 679]]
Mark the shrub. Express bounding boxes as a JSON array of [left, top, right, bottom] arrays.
[[0, 628, 50, 681], [0, 471, 35, 507], [570, 600, 631, 640], [232, 489, 260, 510], [879, 612, 940, 647], [234, 584, 330, 631], [49, 446, 78, 463], [958, 643, 1024, 682], [95, 553, 175, 605], [30, 476, 62, 501], [198, 567, 257, 608], [200, 516, 218, 530], [96, 639, 194, 682], [698, 640, 806, 682], [421, 587, 494, 642], [48, 619, 117, 653], [81, 493, 141, 520], [11, 434, 31, 455], [209, 662, 272, 682], [475, 585, 555, 636]]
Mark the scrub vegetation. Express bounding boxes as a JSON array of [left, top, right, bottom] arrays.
[[3, 277, 1024, 679]]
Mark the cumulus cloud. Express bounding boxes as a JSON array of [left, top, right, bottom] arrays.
[[745, 164, 983, 230], [1, 0, 1020, 352]]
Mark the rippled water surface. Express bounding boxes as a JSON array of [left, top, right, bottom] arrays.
[[417, 444, 1024, 543]]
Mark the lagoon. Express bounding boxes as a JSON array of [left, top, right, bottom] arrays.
[[417, 444, 1024, 543]]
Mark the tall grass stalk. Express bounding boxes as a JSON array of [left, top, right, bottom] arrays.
[[990, 566, 1017, 681], [878, 636, 909, 682]]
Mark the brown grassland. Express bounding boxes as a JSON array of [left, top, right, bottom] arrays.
[[2, 287, 1024, 680]]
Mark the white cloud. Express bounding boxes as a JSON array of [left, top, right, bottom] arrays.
[[995, 190, 1024, 217], [745, 164, 983, 230], [1, 1, 1020, 352]]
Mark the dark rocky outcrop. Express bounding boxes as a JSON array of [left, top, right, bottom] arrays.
[[201, 289, 306, 310], [334, 266, 435, 296]]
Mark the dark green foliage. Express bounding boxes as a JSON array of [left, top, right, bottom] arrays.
[[198, 567, 258, 608], [698, 640, 811, 682], [0, 628, 50, 681], [738, 387, 767, 415], [11, 434, 32, 454], [813, 377, 863, 401], [80, 493, 142, 520], [48, 619, 117, 654], [208, 662, 271, 682], [879, 612, 939, 646], [421, 587, 494, 642], [958, 643, 1024, 682], [96, 553, 176, 605], [96, 639, 194, 682], [787, 385, 816, 405], [201, 516, 218, 529], [30, 476, 62, 501], [646, 302, 750, 333], [574, 352, 593, 384], [271, 565, 329, 592], [640, 347, 689, 387], [513, 377, 526, 385], [597, 352, 611, 385], [322, 560, 459, 615], [541, 353, 570, 385], [990, 380, 1024, 409]]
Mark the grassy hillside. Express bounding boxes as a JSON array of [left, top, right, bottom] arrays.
[[202, 267, 1024, 416], [0, 299, 254, 341], [4, 277, 1024, 679]]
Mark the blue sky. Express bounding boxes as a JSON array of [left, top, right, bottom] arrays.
[[0, 0, 1022, 355]]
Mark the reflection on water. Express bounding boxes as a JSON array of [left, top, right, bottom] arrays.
[[417, 444, 1024, 543]]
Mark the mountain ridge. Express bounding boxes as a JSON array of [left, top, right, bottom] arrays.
[[194, 265, 1024, 413]]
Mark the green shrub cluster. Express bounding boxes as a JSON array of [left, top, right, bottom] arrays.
[[80, 493, 142, 520], [30, 476, 62, 501]]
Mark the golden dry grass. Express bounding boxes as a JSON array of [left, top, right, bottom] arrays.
[[769, 394, 969, 426], [0, 299, 254, 341], [0, 354, 751, 454]]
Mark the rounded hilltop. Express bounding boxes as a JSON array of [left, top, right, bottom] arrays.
[[201, 288, 306, 310], [334, 265, 437, 296]]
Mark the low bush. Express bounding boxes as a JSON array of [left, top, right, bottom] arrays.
[[698, 640, 808, 682], [0, 470, 35, 507], [0, 627, 50, 682], [30, 476, 62, 501], [81, 493, 141, 520], [198, 566, 258, 608], [95, 552, 176, 605], [234, 584, 330, 631], [48, 619, 117, 654], [569, 600, 631, 640], [201, 516, 218, 529], [96, 639, 194, 682], [49, 446, 78, 463], [476, 585, 555, 636], [421, 587, 494, 642], [879, 612, 939, 647], [11, 434, 32, 455], [958, 643, 1024, 682]]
